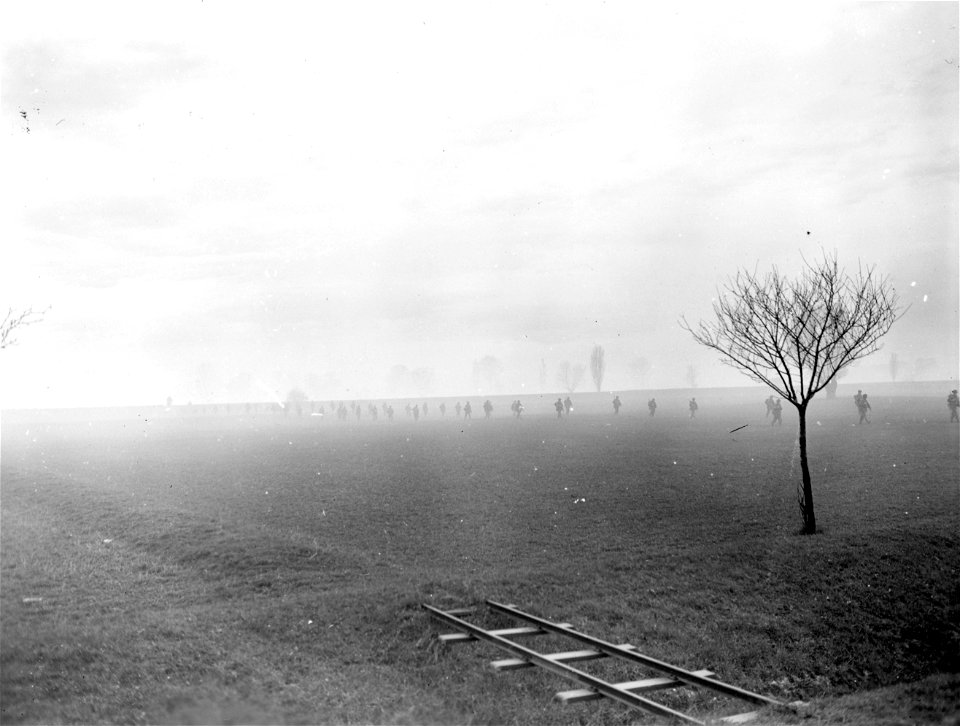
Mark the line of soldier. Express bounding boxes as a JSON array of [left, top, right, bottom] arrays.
[[222, 388, 960, 423]]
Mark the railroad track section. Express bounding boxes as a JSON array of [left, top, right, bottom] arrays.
[[423, 600, 792, 725]]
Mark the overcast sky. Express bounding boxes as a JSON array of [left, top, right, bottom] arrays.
[[2, 1, 957, 408]]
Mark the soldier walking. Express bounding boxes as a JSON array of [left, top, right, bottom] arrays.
[[947, 390, 959, 422], [857, 393, 871, 424]]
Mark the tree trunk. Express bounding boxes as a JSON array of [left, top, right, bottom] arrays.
[[797, 403, 817, 534]]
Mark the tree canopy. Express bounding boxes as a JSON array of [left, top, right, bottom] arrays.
[[682, 254, 902, 407]]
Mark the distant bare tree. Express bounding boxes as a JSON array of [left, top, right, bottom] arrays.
[[685, 365, 698, 389], [573, 364, 586, 391], [387, 365, 411, 394], [682, 254, 902, 535], [823, 365, 849, 399], [539, 358, 548, 392], [590, 345, 606, 392], [888, 352, 900, 382], [409, 368, 434, 395], [473, 355, 503, 392], [557, 361, 585, 393], [629, 356, 652, 387], [1, 306, 46, 350], [590, 345, 607, 393], [557, 361, 571, 391], [388, 365, 434, 396], [285, 387, 309, 416]]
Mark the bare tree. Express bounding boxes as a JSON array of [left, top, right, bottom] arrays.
[[557, 361, 572, 392], [572, 364, 586, 391], [388, 365, 434, 397], [1, 306, 46, 350], [888, 352, 900, 382], [682, 254, 902, 534], [473, 355, 503, 392], [629, 356, 651, 387], [590, 345, 606, 392], [557, 361, 585, 393], [685, 365, 698, 389], [285, 387, 309, 416]]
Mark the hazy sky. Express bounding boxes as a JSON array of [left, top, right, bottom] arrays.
[[2, 1, 957, 408]]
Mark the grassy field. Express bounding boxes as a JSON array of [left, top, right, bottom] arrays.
[[1, 385, 958, 725]]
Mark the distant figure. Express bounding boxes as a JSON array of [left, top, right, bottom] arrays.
[[854, 389, 864, 411], [555, 398, 564, 419], [439, 402, 447, 417], [483, 399, 493, 418], [764, 395, 775, 418], [463, 401, 472, 419], [564, 396, 573, 416], [771, 398, 783, 426], [689, 397, 698, 419], [648, 398, 657, 417], [423, 402, 429, 417], [413, 404, 420, 421], [455, 401, 462, 418], [612, 395, 622, 415], [387, 405, 395, 421], [949, 390, 960, 422], [857, 393, 871, 424], [511, 400, 523, 419]]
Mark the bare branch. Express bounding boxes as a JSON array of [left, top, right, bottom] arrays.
[[681, 253, 902, 406], [1, 306, 47, 350]]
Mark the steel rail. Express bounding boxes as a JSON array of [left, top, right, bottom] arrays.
[[486, 600, 787, 709], [422, 604, 706, 725]]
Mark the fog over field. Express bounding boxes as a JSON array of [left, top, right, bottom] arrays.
[[2, 2, 957, 409]]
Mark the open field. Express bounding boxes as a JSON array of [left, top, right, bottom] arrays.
[[2, 385, 958, 724]]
